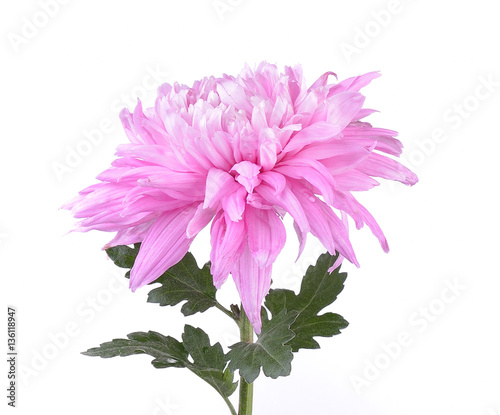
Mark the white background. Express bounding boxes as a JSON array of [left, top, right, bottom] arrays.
[[2, 1, 499, 414]]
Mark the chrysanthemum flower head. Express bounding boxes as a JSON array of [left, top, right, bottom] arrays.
[[64, 62, 417, 333]]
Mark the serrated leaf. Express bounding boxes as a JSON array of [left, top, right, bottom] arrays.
[[227, 309, 298, 383], [147, 252, 218, 316], [105, 246, 218, 316], [82, 330, 189, 368], [83, 326, 237, 401], [182, 325, 238, 398], [265, 252, 349, 352], [106, 244, 140, 269]]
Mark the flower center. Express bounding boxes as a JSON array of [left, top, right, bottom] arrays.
[[230, 161, 262, 194]]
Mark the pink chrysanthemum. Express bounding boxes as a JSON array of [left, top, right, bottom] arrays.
[[64, 62, 417, 333]]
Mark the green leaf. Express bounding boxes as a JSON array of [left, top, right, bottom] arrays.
[[105, 244, 140, 269], [82, 330, 189, 369], [83, 326, 238, 401], [227, 309, 298, 383], [105, 246, 219, 317], [147, 252, 218, 316], [182, 325, 238, 399], [265, 252, 349, 352]]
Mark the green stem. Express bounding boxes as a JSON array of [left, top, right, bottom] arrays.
[[238, 307, 254, 415], [222, 394, 238, 415]]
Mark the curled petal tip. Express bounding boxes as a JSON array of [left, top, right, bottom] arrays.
[[408, 173, 419, 186]]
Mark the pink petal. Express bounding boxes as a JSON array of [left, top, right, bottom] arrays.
[[291, 180, 358, 266], [295, 88, 327, 116], [69, 184, 134, 221], [340, 137, 403, 157], [231, 161, 262, 193], [119, 100, 167, 146], [129, 206, 197, 291], [221, 186, 247, 222], [119, 108, 141, 144], [115, 144, 179, 168], [204, 168, 239, 209], [259, 171, 286, 194], [211, 131, 236, 167], [145, 170, 209, 192], [285, 65, 304, 104], [210, 212, 246, 288], [343, 126, 403, 156], [345, 193, 389, 253], [269, 96, 291, 127], [358, 153, 419, 186], [327, 72, 381, 96], [120, 194, 188, 216], [216, 79, 252, 114], [196, 136, 233, 171], [328, 212, 351, 271], [293, 220, 307, 259], [295, 140, 372, 161], [329, 254, 344, 273], [309, 71, 337, 90], [186, 203, 216, 238], [352, 108, 378, 121], [256, 181, 309, 233], [326, 92, 366, 130], [321, 145, 374, 175], [251, 104, 268, 130], [104, 220, 155, 248], [274, 158, 336, 205], [258, 134, 280, 171], [246, 206, 286, 268], [282, 122, 341, 155], [333, 170, 380, 191], [231, 244, 273, 334], [76, 212, 159, 233]]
